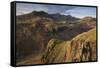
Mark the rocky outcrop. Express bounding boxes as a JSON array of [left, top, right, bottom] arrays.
[[41, 28, 97, 63], [70, 28, 96, 62], [41, 39, 70, 63], [70, 40, 96, 62]]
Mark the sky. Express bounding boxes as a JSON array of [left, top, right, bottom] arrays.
[[16, 3, 96, 18]]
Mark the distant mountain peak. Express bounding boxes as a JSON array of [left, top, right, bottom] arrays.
[[82, 16, 96, 22], [31, 11, 48, 15]]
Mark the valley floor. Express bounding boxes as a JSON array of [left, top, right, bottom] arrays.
[[16, 53, 43, 65]]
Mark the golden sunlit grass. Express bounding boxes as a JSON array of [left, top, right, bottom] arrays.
[[72, 27, 96, 41], [42, 27, 96, 63]]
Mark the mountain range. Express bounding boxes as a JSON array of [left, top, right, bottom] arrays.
[[16, 11, 96, 65]]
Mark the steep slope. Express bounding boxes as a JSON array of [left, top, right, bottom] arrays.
[[16, 22, 53, 62], [41, 28, 97, 63], [41, 39, 71, 63]]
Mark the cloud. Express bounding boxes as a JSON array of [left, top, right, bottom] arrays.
[[41, 5, 76, 14], [16, 3, 96, 18], [63, 7, 96, 18], [16, 3, 76, 15]]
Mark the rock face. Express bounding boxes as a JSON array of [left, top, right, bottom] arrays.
[[70, 28, 96, 62], [41, 28, 97, 63], [41, 39, 70, 63], [70, 40, 96, 62]]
